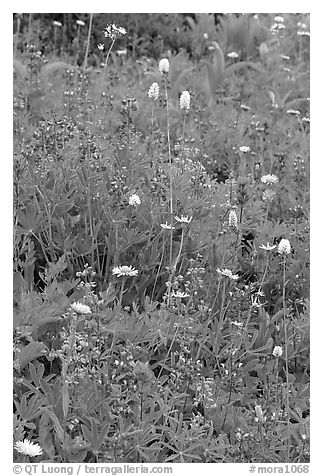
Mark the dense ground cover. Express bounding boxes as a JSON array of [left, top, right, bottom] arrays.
[[13, 13, 310, 464]]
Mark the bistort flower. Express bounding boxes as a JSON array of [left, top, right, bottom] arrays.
[[261, 174, 279, 185], [272, 345, 283, 357], [148, 82, 160, 101], [277, 238, 291, 255], [70, 302, 91, 315], [128, 194, 141, 206], [216, 268, 239, 280], [174, 215, 192, 224], [14, 439, 43, 457], [228, 210, 238, 227], [159, 58, 170, 75], [179, 91, 190, 110], [112, 265, 138, 277], [76, 20, 85, 26], [53, 21, 62, 27], [255, 405, 266, 423]]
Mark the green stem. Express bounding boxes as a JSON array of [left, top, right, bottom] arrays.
[[83, 13, 93, 73], [282, 255, 290, 462]]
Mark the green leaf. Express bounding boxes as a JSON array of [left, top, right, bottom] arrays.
[[16, 341, 47, 369]]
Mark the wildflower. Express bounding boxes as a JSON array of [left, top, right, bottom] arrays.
[[174, 215, 192, 224], [287, 109, 300, 115], [273, 345, 283, 357], [148, 82, 160, 101], [97, 43, 104, 51], [239, 146, 250, 153], [76, 20, 85, 27], [277, 238, 291, 255], [14, 439, 43, 457], [262, 189, 276, 202], [297, 31, 310, 37], [228, 210, 238, 228], [227, 51, 239, 59], [172, 291, 189, 298], [280, 54, 290, 60], [232, 321, 243, 328], [274, 16, 285, 23], [117, 49, 127, 56], [53, 21, 62, 27], [259, 242, 276, 251], [159, 58, 170, 75], [112, 265, 138, 277], [160, 222, 175, 230], [302, 117, 310, 123], [216, 268, 239, 280], [255, 405, 266, 423], [261, 174, 279, 185], [179, 91, 191, 110], [240, 104, 250, 111], [203, 33, 209, 39], [133, 361, 154, 383], [128, 194, 141, 206], [70, 302, 91, 315], [104, 24, 127, 39]]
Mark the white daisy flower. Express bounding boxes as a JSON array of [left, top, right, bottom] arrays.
[[160, 223, 175, 230], [174, 215, 192, 224], [172, 291, 190, 298], [259, 243, 276, 251], [216, 268, 239, 280], [14, 439, 43, 457], [53, 21, 62, 27], [261, 174, 279, 185], [70, 302, 92, 315], [76, 20, 85, 27], [112, 265, 138, 277]]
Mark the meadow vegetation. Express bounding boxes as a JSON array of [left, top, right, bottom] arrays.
[[13, 13, 310, 463]]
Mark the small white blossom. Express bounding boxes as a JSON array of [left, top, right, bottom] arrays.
[[287, 109, 300, 115], [239, 146, 250, 153], [297, 31, 310, 37], [116, 49, 127, 56], [227, 51, 239, 59], [203, 33, 209, 39], [228, 210, 238, 228], [261, 174, 279, 185], [240, 104, 250, 111], [262, 189, 276, 202], [179, 91, 191, 110], [14, 439, 43, 457], [301, 117, 310, 123], [272, 345, 283, 357], [104, 24, 127, 39], [259, 242, 276, 251], [217, 268, 239, 280], [112, 265, 138, 277], [53, 21, 62, 27], [97, 43, 104, 51], [274, 16, 285, 23], [174, 215, 192, 224], [159, 58, 170, 75], [255, 405, 266, 423], [277, 238, 291, 255], [128, 194, 141, 206], [160, 222, 175, 230], [76, 20, 85, 27], [70, 302, 92, 315], [172, 291, 190, 298], [148, 82, 160, 101]]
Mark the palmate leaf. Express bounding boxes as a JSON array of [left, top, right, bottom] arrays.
[[16, 341, 48, 370]]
